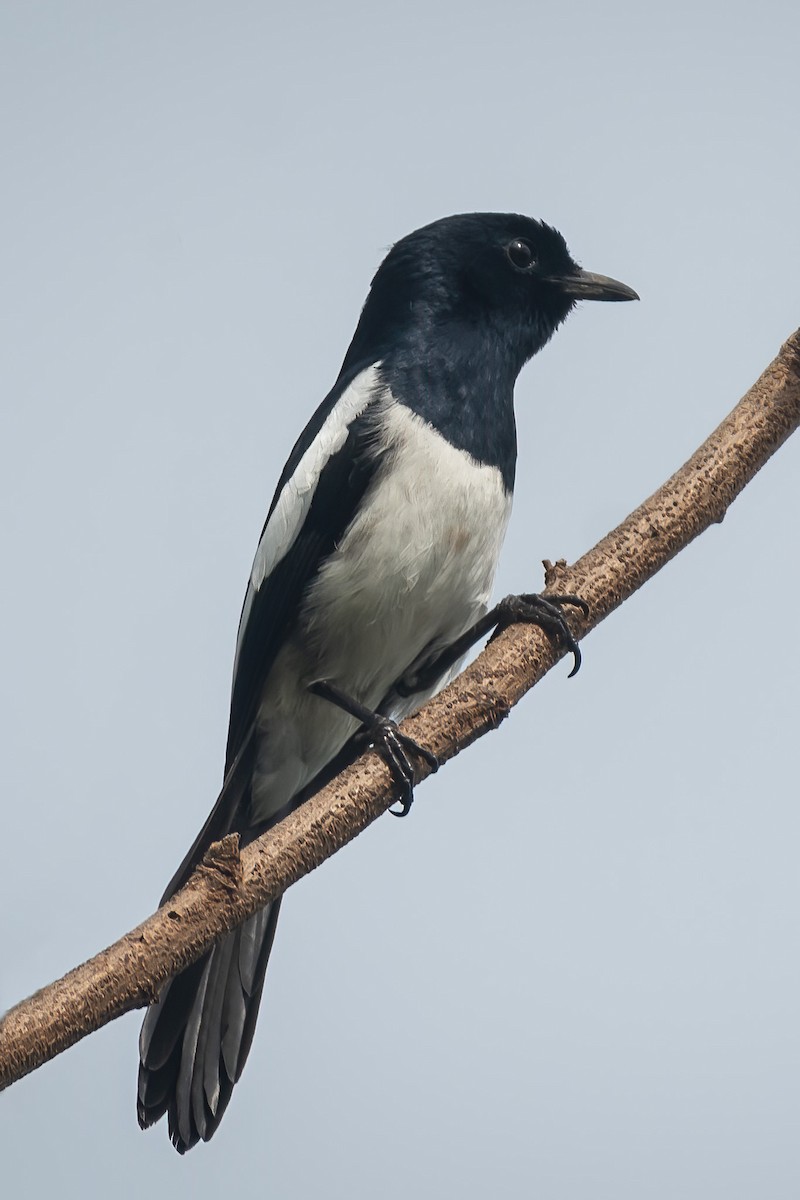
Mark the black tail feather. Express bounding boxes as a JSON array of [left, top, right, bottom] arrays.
[[138, 900, 282, 1152], [137, 730, 284, 1152]]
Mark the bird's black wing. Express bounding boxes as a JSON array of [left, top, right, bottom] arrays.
[[224, 384, 386, 772], [155, 367, 388, 907], [155, 366, 386, 903]]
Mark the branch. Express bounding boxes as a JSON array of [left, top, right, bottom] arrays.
[[2, 329, 799, 1092]]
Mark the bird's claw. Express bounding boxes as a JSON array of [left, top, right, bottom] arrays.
[[493, 592, 588, 677], [360, 718, 438, 818], [310, 679, 438, 817]]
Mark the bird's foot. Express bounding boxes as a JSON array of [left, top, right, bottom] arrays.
[[492, 592, 589, 677], [355, 717, 439, 818], [309, 680, 438, 817]]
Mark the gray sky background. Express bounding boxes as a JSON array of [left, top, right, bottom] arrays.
[[2, 3, 799, 1197]]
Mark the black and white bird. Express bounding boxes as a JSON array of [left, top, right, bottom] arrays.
[[137, 212, 637, 1152]]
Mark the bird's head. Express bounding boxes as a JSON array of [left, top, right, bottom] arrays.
[[342, 212, 638, 380]]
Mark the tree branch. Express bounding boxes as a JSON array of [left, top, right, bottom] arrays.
[[2, 329, 799, 1092]]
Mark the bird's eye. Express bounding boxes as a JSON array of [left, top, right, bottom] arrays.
[[507, 239, 535, 270]]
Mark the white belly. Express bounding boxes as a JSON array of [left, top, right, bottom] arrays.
[[250, 401, 512, 820]]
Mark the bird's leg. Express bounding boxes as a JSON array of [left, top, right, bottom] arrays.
[[397, 593, 589, 697], [308, 680, 438, 818]]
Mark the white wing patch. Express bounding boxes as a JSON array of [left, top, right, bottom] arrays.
[[234, 363, 382, 673]]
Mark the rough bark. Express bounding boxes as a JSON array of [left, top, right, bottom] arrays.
[[2, 329, 799, 1092]]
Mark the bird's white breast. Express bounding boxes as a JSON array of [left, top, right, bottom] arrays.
[[249, 397, 512, 820], [302, 399, 512, 693]]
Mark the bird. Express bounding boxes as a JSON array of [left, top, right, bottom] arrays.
[[137, 211, 638, 1152]]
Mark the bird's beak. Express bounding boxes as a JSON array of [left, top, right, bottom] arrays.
[[550, 268, 639, 303]]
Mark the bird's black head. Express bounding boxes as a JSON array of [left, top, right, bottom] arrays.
[[340, 212, 638, 381]]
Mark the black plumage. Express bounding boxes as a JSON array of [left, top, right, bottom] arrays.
[[137, 212, 637, 1152]]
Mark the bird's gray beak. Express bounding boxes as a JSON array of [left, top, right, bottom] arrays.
[[552, 268, 639, 303]]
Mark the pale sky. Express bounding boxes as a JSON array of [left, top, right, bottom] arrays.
[[2, 3, 799, 1197]]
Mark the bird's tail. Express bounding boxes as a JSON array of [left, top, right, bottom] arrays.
[[137, 899, 281, 1152], [137, 734, 282, 1152]]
